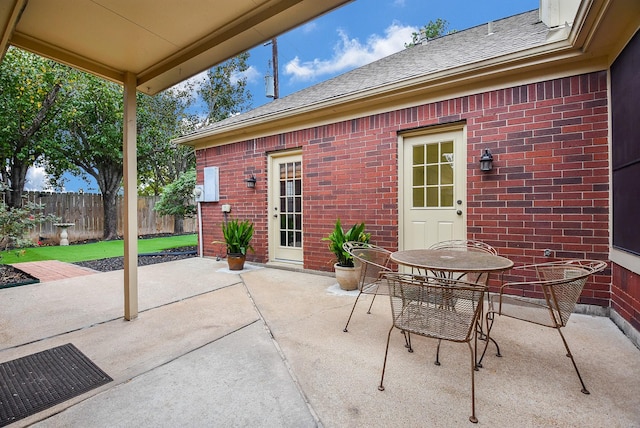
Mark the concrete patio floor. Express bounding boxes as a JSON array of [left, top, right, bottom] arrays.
[[1, 257, 639, 427]]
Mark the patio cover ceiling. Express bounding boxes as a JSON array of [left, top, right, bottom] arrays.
[[0, 0, 351, 95]]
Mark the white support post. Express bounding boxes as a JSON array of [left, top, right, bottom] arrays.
[[123, 72, 138, 320]]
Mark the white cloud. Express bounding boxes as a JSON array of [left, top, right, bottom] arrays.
[[301, 22, 318, 34], [231, 65, 260, 85], [171, 70, 207, 95], [25, 167, 54, 191], [284, 22, 416, 82], [172, 65, 258, 95]]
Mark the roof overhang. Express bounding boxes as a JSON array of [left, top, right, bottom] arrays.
[[177, 0, 639, 149], [0, 0, 352, 95]]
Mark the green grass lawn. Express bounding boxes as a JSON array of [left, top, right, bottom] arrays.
[[0, 234, 197, 264]]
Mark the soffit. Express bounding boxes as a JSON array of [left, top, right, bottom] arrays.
[[0, 0, 351, 94]]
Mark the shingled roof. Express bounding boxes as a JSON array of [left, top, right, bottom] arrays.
[[183, 9, 552, 138]]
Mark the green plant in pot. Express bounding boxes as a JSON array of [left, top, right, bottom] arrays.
[[323, 219, 370, 290], [218, 218, 254, 270]]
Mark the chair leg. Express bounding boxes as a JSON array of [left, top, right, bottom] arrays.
[[468, 342, 478, 423], [402, 330, 413, 352], [367, 293, 377, 314], [477, 311, 501, 368], [378, 325, 395, 391], [343, 291, 363, 332], [435, 339, 441, 365], [556, 327, 590, 394]]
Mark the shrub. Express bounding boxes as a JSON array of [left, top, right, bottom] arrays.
[[0, 183, 60, 251]]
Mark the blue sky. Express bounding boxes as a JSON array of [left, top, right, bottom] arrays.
[[27, 0, 539, 193]]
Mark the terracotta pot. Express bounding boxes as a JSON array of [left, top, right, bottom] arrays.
[[227, 253, 246, 270], [334, 263, 361, 291]]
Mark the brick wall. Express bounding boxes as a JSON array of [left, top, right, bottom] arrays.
[[197, 70, 611, 307], [612, 264, 640, 332]]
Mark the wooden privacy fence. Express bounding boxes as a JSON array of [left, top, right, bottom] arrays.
[[21, 191, 197, 244]]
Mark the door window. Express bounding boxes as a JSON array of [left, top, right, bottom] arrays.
[[412, 140, 454, 208], [278, 161, 302, 248]]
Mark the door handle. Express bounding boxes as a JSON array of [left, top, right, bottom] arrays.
[[456, 210, 462, 215]]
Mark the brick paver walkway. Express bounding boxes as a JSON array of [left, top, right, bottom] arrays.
[[12, 261, 97, 283]]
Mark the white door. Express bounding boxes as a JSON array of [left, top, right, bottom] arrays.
[[400, 129, 466, 250], [269, 153, 303, 263]]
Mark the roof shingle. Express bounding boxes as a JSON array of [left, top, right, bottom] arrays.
[[185, 9, 549, 137]]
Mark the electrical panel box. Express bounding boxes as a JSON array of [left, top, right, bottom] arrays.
[[202, 167, 220, 202]]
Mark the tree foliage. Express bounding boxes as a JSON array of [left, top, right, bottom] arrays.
[[153, 168, 196, 233], [137, 87, 197, 197], [405, 19, 450, 47], [1, 47, 252, 241], [0, 47, 70, 207], [199, 52, 253, 124], [153, 52, 254, 232]]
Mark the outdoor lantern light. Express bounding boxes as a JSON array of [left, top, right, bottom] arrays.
[[479, 149, 493, 172], [245, 175, 257, 188]]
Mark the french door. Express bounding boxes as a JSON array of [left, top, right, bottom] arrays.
[[269, 152, 303, 263]]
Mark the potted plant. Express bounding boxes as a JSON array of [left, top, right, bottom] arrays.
[[218, 218, 254, 270], [323, 219, 370, 290]]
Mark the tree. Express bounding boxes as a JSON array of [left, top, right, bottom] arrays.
[[199, 52, 253, 124], [137, 87, 197, 198], [47, 72, 196, 240], [0, 47, 69, 207], [153, 168, 196, 233], [149, 52, 253, 233], [46, 72, 133, 240], [405, 19, 450, 47]]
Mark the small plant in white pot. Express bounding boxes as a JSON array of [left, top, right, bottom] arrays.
[[323, 219, 370, 290]]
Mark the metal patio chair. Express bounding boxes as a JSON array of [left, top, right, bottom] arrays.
[[429, 239, 498, 255], [427, 239, 498, 284], [342, 241, 394, 332], [421, 239, 498, 366], [378, 273, 487, 424], [480, 259, 607, 394]]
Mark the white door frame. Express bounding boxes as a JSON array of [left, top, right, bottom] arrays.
[[268, 150, 304, 264], [397, 124, 467, 251]]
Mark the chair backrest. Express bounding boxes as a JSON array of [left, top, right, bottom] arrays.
[[343, 242, 393, 290], [512, 260, 607, 327], [429, 239, 497, 255], [427, 240, 497, 284], [382, 273, 486, 343]]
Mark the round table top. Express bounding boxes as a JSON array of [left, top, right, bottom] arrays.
[[390, 249, 514, 273]]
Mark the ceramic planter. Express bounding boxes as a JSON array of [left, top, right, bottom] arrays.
[[227, 253, 246, 270], [334, 263, 361, 291]]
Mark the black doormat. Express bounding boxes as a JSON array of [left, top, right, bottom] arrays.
[[0, 343, 112, 426]]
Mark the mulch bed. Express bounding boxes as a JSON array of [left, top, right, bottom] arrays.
[[0, 265, 40, 289], [73, 246, 197, 272]]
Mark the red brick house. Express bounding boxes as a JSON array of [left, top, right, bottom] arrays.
[[177, 0, 640, 346]]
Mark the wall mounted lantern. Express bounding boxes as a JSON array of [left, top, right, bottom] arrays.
[[245, 175, 257, 188], [479, 149, 493, 172]]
